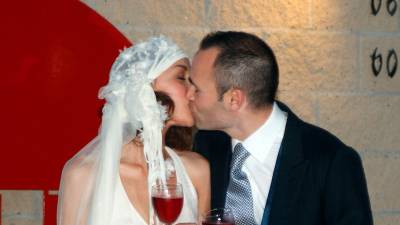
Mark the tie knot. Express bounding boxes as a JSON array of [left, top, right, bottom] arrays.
[[231, 143, 250, 170]]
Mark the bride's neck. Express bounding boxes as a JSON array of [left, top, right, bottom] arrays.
[[121, 125, 170, 164], [120, 140, 146, 165]]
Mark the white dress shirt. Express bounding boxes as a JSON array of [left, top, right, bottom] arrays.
[[232, 102, 287, 224]]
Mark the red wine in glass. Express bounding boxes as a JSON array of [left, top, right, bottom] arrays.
[[151, 183, 184, 224], [152, 196, 183, 223]]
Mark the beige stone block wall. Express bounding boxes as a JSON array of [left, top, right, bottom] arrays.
[[266, 31, 360, 92], [205, 0, 311, 29], [312, 0, 400, 32], [363, 156, 400, 211], [0, 190, 43, 225], [318, 95, 400, 151], [361, 36, 400, 92]]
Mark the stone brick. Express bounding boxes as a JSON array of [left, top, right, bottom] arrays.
[[1, 218, 43, 225], [373, 214, 400, 225], [312, 0, 400, 32], [362, 154, 400, 213], [82, 0, 207, 28], [116, 28, 210, 57], [276, 90, 318, 124], [318, 95, 400, 151], [0, 190, 43, 220], [158, 31, 210, 57], [360, 36, 400, 92], [262, 31, 359, 92], [206, 0, 310, 29], [81, 0, 125, 27]]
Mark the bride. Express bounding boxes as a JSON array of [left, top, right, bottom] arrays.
[[57, 36, 210, 225]]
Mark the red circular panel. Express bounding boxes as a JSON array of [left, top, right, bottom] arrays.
[[0, 1, 131, 190]]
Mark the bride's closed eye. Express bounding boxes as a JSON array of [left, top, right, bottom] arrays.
[[177, 74, 186, 81], [173, 63, 189, 80], [175, 68, 189, 82]]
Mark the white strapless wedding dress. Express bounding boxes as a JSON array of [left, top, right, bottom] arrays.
[[110, 147, 198, 225]]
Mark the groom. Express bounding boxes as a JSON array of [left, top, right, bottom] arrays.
[[188, 31, 373, 225]]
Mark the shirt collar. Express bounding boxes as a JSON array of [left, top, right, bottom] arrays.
[[232, 102, 287, 163]]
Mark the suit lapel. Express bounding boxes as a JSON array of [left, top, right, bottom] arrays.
[[211, 131, 232, 208], [264, 103, 309, 225]]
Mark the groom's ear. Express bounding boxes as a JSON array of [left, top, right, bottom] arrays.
[[223, 88, 246, 111]]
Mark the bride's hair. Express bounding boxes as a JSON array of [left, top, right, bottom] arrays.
[[155, 91, 193, 150]]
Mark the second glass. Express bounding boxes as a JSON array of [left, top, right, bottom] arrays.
[[202, 208, 235, 225]]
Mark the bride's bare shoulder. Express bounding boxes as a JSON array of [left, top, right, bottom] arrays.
[[174, 149, 210, 209], [61, 154, 95, 186], [174, 150, 209, 179], [175, 150, 208, 167]]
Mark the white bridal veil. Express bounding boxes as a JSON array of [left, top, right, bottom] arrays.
[[57, 36, 187, 225]]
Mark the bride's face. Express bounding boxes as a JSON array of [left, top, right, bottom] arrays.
[[153, 58, 193, 127]]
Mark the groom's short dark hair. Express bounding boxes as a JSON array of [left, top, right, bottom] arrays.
[[199, 31, 279, 108]]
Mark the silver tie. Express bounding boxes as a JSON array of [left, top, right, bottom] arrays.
[[225, 143, 257, 225]]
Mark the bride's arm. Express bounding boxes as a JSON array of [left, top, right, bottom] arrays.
[[58, 162, 90, 225]]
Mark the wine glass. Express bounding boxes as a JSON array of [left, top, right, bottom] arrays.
[[202, 208, 235, 225], [151, 183, 184, 225]]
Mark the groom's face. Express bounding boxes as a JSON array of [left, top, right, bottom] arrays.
[[188, 48, 229, 130]]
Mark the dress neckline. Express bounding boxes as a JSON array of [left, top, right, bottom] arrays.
[[117, 147, 179, 225], [117, 171, 149, 224]]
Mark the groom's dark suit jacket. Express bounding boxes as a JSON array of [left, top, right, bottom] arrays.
[[194, 102, 373, 225]]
